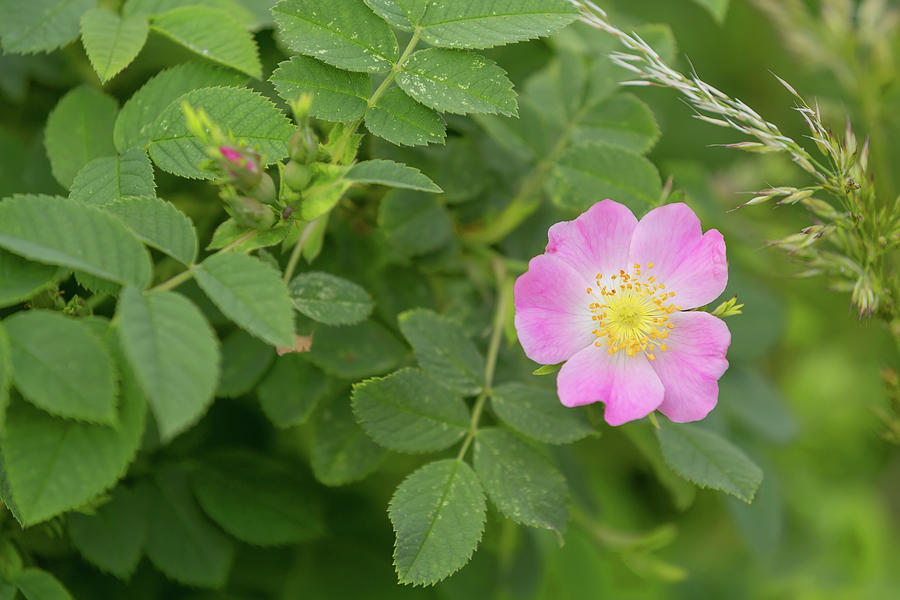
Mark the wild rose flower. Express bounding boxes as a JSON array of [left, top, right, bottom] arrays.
[[514, 200, 730, 426]]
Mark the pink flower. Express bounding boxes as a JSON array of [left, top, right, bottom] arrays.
[[514, 200, 730, 426]]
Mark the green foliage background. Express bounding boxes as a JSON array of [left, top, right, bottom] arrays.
[[1, 0, 900, 598]]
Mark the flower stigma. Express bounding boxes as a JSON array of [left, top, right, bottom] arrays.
[[586, 262, 680, 360]]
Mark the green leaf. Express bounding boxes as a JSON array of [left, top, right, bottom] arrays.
[[216, 329, 274, 398], [365, 87, 446, 146], [16, 569, 73, 600], [289, 271, 373, 326], [125, 0, 257, 29], [352, 368, 469, 453], [5, 310, 117, 424], [311, 395, 387, 486], [572, 94, 660, 154], [0, 195, 153, 288], [490, 383, 593, 445], [207, 219, 289, 252], [151, 6, 262, 78], [148, 86, 293, 180], [116, 286, 219, 442], [363, 0, 425, 30], [0, 324, 10, 430], [194, 252, 295, 347], [474, 427, 568, 533], [548, 141, 661, 214], [104, 195, 198, 265], [80, 9, 149, 83], [0, 377, 146, 526], [257, 354, 328, 428], [145, 467, 235, 589], [623, 422, 695, 511], [418, 0, 578, 49], [68, 485, 150, 579], [298, 163, 352, 221], [44, 86, 118, 188], [0, 251, 60, 308], [656, 420, 763, 502], [690, 0, 730, 23], [192, 451, 323, 545], [306, 320, 406, 380], [398, 309, 484, 395], [346, 159, 442, 193], [114, 62, 247, 152], [397, 49, 517, 116], [69, 148, 157, 207], [377, 189, 452, 256], [389, 459, 486, 585], [270, 56, 371, 123], [272, 0, 399, 73], [0, 0, 94, 54]]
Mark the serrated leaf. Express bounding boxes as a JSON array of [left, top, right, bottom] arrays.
[[311, 395, 386, 486], [656, 420, 763, 502], [124, 0, 257, 29], [352, 368, 469, 453], [116, 286, 219, 442], [0, 0, 94, 54], [572, 93, 659, 154], [194, 252, 295, 347], [114, 62, 247, 152], [270, 56, 371, 122], [192, 451, 323, 545], [257, 354, 328, 428], [398, 309, 484, 395], [306, 320, 406, 380], [16, 569, 73, 600], [104, 195, 198, 265], [5, 310, 117, 424], [81, 9, 149, 83], [152, 6, 261, 78], [0, 324, 10, 430], [148, 86, 293, 179], [0, 378, 146, 526], [289, 271, 373, 326], [145, 467, 235, 588], [0, 195, 153, 288], [216, 329, 274, 398], [548, 141, 660, 214], [44, 86, 118, 188], [691, 0, 730, 23], [68, 485, 150, 579], [397, 49, 517, 116], [378, 189, 452, 256], [346, 159, 441, 193], [272, 0, 399, 73], [389, 459, 485, 586], [473, 427, 568, 533], [0, 250, 60, 308], [365, 87, 446, 146], [69, 148, 157, 207], [490, 383, 593, 445], [363, 0, 425, 30], [418, 0, 578, 50]]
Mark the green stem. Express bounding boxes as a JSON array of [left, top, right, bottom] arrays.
[[283, 218, 320, 283], [149, 230, 257, 293], [456, 259, 511, 461]]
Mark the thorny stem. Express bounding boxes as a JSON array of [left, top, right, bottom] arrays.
[[149, 230, 257, 292], [456, 259, 511, 461]]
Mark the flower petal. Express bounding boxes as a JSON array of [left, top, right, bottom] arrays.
[[514, 254, 594, 364], [628, 203, 727, 308], [650, 311, 730, 423], [557, 346, 664, 426], [545, 199, 638, 282]]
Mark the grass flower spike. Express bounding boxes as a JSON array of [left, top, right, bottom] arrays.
[[515, 200, 730, 425]]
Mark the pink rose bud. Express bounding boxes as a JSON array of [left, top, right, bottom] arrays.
[[218, 145, 261, 189], [514, 200, 730, 426]]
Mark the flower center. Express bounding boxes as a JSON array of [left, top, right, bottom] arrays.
[[586, 262, 680, 360]]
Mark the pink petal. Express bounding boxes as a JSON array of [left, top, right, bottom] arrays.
[[557, 346, 664, 426], [650, 311, 731, 423], [514, 254, 594, 364], [545, 199, 638, 282], [628, 203, 727, 309]]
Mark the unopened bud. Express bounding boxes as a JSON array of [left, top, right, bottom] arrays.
[[289, 126, 318, 164], [283, 161, 312, 192], [228, 195, 275, 230], [247, 172, 277, 206], [218, 145, 262, 189]]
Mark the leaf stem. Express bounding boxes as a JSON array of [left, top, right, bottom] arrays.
[[149, 230, 257, 292], [282, 217, 321, 283], [456, 258, 511, 461]]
